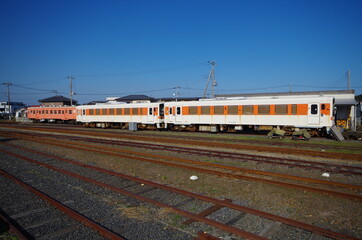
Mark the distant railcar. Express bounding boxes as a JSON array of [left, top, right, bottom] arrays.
[[27, 106, 76, 123]]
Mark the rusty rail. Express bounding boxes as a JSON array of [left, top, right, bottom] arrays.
[[3, 131, 362, 192], [0, 145, 358, 240], [2, 133, 362, 202], [0, 210, 30, 240], [11, 130, 362, 176], [10, 126, 362, 160], [0, 168, 124, 240], [0, 148, 267, 240]]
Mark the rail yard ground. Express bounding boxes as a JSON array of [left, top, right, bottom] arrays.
[[0, 122, 361, 239]]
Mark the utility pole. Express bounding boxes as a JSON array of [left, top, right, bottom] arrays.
[[347, 69, 351, 90], [203, 60, 217, 99], [67, 76, 74, 106], [2, 82, 13, 120], [173, 86, 180, 101]]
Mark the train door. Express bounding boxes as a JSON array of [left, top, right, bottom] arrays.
[[308, 103, 320, 125], [168, 106, 175, 122], [147, 107, 154, 122], [175, 106, 182, 122], [80, 109, 86, 122]]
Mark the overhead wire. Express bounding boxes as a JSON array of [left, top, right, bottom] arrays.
[[73, 62, 208, 78]]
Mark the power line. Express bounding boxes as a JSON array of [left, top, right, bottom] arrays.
[[73, 62, 207, 78], [294, 84, 351, 89], [74, 87, 175, 96], [12, 83, 58, 92]]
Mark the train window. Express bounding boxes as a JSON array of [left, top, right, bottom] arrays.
[[89, 109, 94, 115], [227, 106, 238, 115], [50, 110, 53, 114], [201, 106, 210, 115], [291, 104, 297, 115], [275, 105, 288, 114], [243, 105, 254, 115], [124, 108, 130, 115], [68, 110, 71, 114], [132, 108, 138, 115], [258, 105, 270, 115], [62, 110, 64, 114], [176, 107, 181, 115], [102, 109, 107, 115], [214, 106, 224, 115], [169, 107, 173, 115], [82, 110, 86, 115], [149, 108, 153, 115], [95, 109, 100, 115], [189, 106, 198, 115], [311, 104, 318, 115], [46, 110, 48, 114], [116, 108, 122, 115], [321, 104, 325, 110]]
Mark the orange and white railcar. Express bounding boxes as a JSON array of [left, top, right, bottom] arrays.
[[163, 96, 334, 133], [76, 102, 164, 129], [27, 106, 76, 123]]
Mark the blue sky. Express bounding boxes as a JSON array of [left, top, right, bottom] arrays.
[[1, 0, 361, 105]]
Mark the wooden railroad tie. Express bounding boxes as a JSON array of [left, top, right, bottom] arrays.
[[183, 198, 233, 225]]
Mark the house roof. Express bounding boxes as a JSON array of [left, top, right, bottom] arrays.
[[115, 95, 156, 102], [39, 95, 77, 103]]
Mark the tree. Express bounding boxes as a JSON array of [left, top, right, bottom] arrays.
[[355, 94, 362, 102]]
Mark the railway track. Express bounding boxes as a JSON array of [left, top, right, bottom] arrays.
[[2, 125, 362, 160], [9, 123, 362, 152], [0, 143, 359, 240], [0, 168, 122, 240], [2, 130, 361, 201], [6, 130, 361, 176]]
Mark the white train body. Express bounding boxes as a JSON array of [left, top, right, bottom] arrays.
[[76, 102, 164, 128], [74, 96, 335, 134], [163, 96, 334, 132]]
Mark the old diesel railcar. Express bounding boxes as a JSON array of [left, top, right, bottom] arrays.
[[163, 96, 334, 135], [27, 106, 77, 123], [76, 102, 164, 129]]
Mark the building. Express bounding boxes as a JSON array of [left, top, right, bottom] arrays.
[[39, 95, 77, 106], [0, 101, 26, 119], [216, 90, 358, 131]]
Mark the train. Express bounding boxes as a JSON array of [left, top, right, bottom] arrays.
[[27, 106, 77, 123], [25, 96, 335, 137]]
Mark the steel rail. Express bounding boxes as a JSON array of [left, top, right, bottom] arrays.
[[3, 134, 362, 201], [0, 210, 30, 240], [34, 131, 362, 175], [1, 145, 358, 240], [5, 125, 362, 161], [0, 168, 124, 240], [7, 128, 357, 175], [2, 132, 361, 192], [0, 149, 267, 240], [13, 123, 362, 152]]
